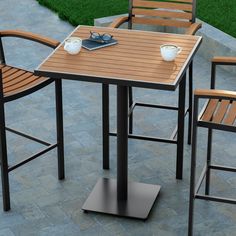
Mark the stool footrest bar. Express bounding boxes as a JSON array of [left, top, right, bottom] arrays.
[[209, 164, 236, 172], [8, 143, 57, 172], [135, 102, 179, 110], [109, 132, 177, 144], [6, 127, 51, 146], [195, 194, 236, 204]]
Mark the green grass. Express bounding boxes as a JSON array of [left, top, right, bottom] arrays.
[[37, 0, 236, 38]]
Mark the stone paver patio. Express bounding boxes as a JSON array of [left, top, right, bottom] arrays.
[[0, 0, 236, 235]]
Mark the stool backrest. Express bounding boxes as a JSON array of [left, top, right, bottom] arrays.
[[128, 0, 196, 29]]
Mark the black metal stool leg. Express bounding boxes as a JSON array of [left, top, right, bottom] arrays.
[[176, 74, 186, 179], [128, 87, 133, 134], [0, 102, 10, 211], [188, 61, 193, 145], [102, 84, 109, 169], [55, 79, 65, 180], [188, 96, 199, 236], [205, 128, 212, 195]]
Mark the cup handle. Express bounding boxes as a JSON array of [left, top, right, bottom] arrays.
[[64, 43, 69, 51], [177, 47, 182, 54]]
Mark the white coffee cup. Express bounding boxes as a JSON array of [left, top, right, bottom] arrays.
[[160, 44, 182, 61], [64, 37, 82, 55]]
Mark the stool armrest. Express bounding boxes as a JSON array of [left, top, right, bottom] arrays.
[[194, 89, 236, 101], [109, 16, 129, 28], [0, 30, 60, 49], [211, 56, 236, 89], [212, 57, 236, 66], [185, 22, 202, 35]]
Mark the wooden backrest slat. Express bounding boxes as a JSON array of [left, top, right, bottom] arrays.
[[132, 17, 192, 28], [224, 101, 236, 125], [133, 0, 193, 12], [131, 0, 195, 28], [133, 8, 192, 20], [201, 99, 219, 122], [162, 0, 193, 2], [212, 100, 230, 123]]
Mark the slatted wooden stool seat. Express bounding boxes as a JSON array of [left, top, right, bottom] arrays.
[[107, 0, 202, 179], [188, 56, 236, 236], [0, 30, 64, 211], [0, 64, 51, 101], [199, 98, 236, 129]]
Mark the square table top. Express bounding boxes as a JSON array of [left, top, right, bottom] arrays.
[[35, 25, 202, 90]]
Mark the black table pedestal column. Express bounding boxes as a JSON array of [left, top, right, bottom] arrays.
[[82, 85, 161, 219]]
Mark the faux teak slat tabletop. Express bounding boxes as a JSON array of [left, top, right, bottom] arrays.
[[35, 25, 202, 90]]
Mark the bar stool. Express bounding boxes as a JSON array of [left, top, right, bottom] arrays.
[[0, 30, 64, 211], [106, 0, 202, 180], [188, 56, 236, 236]]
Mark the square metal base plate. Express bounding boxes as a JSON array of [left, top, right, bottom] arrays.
[[82, 178, 161, 219]]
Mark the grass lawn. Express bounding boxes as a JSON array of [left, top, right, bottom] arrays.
[[37, 0, 236, 38]]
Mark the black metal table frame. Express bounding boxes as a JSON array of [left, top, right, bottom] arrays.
[[35, 73, 187, 220], [104, 76, 187, 180], [34, 71, 188, 219]]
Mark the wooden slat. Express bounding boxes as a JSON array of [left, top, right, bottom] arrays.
[[3, 70, 27, 83], [3, 72, 33, 87], [0, 65, 12, 73], [132, 16, 192, 28], [163, 0, 192, 2], [40, 65, 176, 84], [4, 77, 48, 96], [201, 99, 219, 122], [61, 39, 193, 54], [56, 47, 189, 62], [57, 40, 192, 57], [3, 68, 19, 77], [74, 29, 198, 44], [73, 31, 197, 48], [165, 0, 193, 3], [133, 0, 193, 11], [45, 59, 179, 78], [195, 89, 236, 100], [76, 26, 198, 41], [133, 8, 192, 20], [49, 54, 183, 70], [42, 61, 178, 80], [4, 75, 41, 93], [0, 30, 59, 48], [212, 100, 230, 123], [0, 64, 49, 97], [224, 101, 236, 125], [212, 56, 236, 65]]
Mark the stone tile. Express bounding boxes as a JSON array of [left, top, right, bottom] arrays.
[[0, 228, 15, 236], [20, 204, 45, 221], [39, 223, 81, 236]]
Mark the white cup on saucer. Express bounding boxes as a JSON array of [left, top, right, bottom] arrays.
[[64, 37, 82, 55], [160, 44, 182, 61]]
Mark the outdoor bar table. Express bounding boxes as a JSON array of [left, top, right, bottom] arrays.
[[35, 25, 202, 219]]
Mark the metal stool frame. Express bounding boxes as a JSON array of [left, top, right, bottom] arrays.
[[0, 31, 65, 211], [188, 57, 236, 236]]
